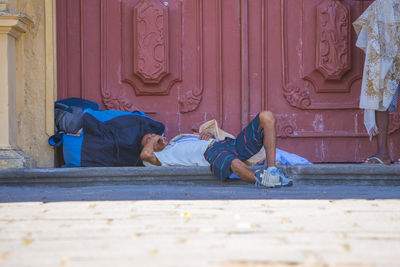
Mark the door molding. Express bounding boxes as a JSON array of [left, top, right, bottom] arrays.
[[45, 0, 57, 136]]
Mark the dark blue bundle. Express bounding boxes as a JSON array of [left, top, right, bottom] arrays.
[[49, 98, 164, 167], [80, 111, 164, 167]]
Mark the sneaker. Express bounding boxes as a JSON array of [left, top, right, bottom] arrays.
[[268, 167, 293, 187], [254, 168, 281, 188], [254, 167, 293, 188]]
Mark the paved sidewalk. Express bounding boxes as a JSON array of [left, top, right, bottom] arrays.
[[0, 165, 399, 266], [0, 199, 399, 267]]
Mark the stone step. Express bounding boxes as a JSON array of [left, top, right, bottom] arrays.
[[0, 164, 399, 186]]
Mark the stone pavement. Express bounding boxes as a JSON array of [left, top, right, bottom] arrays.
[[0, 164, 399, 266], [0, 199, 399, 267]]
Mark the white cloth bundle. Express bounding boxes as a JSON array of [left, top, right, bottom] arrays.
[[353, 0, 400, 138]]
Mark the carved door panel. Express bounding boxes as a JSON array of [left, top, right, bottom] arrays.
[[57, 0, 244, 139], [257, 0, 400, 162], [57, 0, 400, 162]]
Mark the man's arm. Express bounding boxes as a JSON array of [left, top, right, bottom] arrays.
[[140, 135, 162, 166]]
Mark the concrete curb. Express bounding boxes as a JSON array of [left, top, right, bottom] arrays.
[[0, 166, 216, 185], [0, 164, 399, 185], [285, 164, 400, 180]]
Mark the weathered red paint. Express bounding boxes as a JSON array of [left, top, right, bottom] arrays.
[[57, 0, 400, 162]]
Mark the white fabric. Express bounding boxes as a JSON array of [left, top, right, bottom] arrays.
[[146, 139, 212, 167], [363, 109, 378, 138], [353, 0, 400, 138]]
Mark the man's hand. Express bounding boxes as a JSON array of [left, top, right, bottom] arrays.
[[199, 132, 214, 140], [150, 134, 168, 151], [140, 134, 165, 166]]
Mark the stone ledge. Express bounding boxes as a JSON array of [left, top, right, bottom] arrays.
[[0, 166, 216, 185], [0, 149, 36, 169], [0, 164, 399, 186], [285, 164, 400, 179]]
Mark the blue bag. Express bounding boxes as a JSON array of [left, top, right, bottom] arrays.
[[49, 100, 163, 167]]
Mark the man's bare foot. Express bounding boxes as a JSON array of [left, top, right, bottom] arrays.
[[363, 155, 392, 165]]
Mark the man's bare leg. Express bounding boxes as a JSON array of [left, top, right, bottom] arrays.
[[229, 110, 277, 183], [376, 111, 391, 162], [365, 111, 391, 164], [259, 110, 276, 168], [231, 159, 256, 183]]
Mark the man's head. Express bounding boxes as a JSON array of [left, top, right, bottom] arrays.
[[141, 133, 168, 152]]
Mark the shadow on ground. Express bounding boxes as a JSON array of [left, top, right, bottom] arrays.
[[1, 180, 399, 203]]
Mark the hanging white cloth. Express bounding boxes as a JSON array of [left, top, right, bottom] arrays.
[[353, 0, 400, 138]]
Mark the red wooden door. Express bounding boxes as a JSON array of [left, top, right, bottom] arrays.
[[57, 0, 400, 162]]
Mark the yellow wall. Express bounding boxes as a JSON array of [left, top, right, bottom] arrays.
[[8, 0, 56, 168]]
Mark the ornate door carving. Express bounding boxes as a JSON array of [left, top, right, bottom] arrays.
[[272, 0, 399, 161], [57, 0, 243, 139]]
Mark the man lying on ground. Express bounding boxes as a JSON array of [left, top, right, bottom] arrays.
[[140, 110, 293, 188]]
